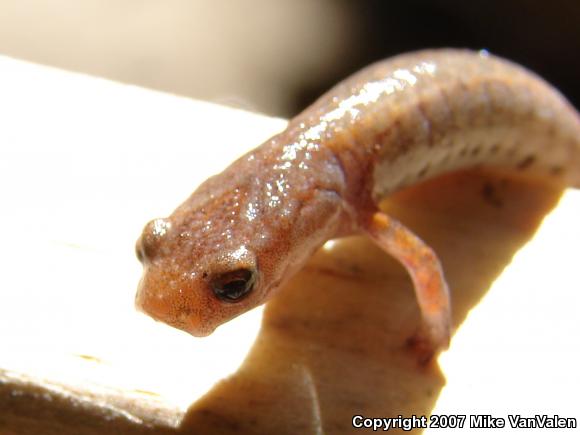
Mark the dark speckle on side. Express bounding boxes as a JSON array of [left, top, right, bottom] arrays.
[[516, 155, 536, 170]]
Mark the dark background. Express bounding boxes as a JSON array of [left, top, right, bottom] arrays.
[[1, 0, 578, 118], [293, 0, 580, 116]]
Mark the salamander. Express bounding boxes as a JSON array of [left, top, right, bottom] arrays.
[[135, 49, 580, 353]]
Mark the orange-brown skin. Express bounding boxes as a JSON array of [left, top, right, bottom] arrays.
[[136, 49, 580, 352]]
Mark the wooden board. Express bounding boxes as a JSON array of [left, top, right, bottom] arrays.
[[1, 55, 579, 434]]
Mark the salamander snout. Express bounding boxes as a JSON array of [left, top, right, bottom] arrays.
[[135, 218, 172, 265]]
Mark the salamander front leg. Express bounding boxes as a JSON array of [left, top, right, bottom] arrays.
[[363, 211, 451, 361]]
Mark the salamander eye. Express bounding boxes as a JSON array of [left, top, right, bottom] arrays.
[[211, 268, 256, 302], [136, 218, 171, 264]]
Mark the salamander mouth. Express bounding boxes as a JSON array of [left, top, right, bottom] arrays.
[[136, 291, 217, 337], [181, 325, 215, 337]]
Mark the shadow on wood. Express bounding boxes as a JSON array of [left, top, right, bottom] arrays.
[[179, 169, 563, 434]]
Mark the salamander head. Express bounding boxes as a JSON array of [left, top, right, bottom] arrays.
[[135, 221, 260, 336], [134, 167, 342, 336]]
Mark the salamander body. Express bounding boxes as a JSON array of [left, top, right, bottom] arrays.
[[136, 49, 580, 351]]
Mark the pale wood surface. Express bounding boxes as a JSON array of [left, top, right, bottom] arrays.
[[0, 55, 579, 434]]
